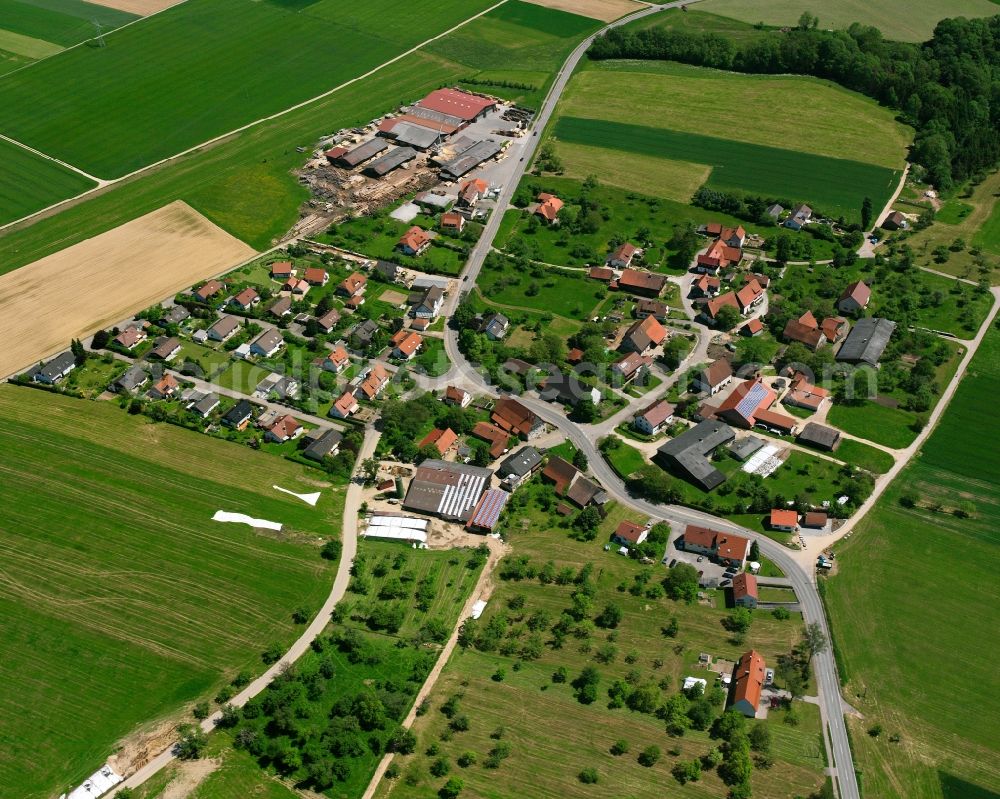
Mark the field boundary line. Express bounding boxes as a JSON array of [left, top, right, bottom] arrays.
[[0, 132, 106, 185], [0, 0, 191, 81], [0, 0, 509, 235]]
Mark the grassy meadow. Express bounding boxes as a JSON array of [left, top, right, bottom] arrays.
[[697, 0, 1000, 42], [0, 0, 136, 47], [0, 136, 97, 224], [0, 0, 498, 177], [553, 116, 901, 223], [824, 323, 1000, 798], [0, 385, 345, 799], [373, 496, 825, 799]]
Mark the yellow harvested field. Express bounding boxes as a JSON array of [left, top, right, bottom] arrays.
[[552, 140, 711, 201], [0, 200, 255, 377], [84, 0, 185, 15], [522, 0, 646, 22]]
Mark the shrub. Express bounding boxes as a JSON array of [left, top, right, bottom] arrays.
[[457, 751, 478, 768], [610, 739, 630, 756], [430, 757, 451, 778], [579, 768, 599, 784], [638, 745, 661, 767]]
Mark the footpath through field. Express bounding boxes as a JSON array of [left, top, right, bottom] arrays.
[[114, 426, 378, 794]]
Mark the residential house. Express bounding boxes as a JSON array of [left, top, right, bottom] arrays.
[[113, 363, 148, 394], [497, 446, 542, 489], [32, 351, 77, 384], [838, 281, 871, 314], [374, 260, 401, 282], [419, 427, 457, 457], [114, 325, 147, 350], [358, 362, 391, 400], [148, 373, 179, 400], [316, 308, 341, 334], [620, 314, 667, 354], [679, 524, 750, 567], [303, 428, 343, 462], [749, 272, 771, 289], [613, 520, 649, 548], [881, 211, 908, 231], [412, 286, 444, 319], [730, 650, 767, 717], [836, 317, 896, 367], [704, 222, 746, 249], [690, 274, 721, 298], [784, 204, 812, 230], [696, 239, 742, 273], [265, 415, 303, 443], [541, 455, 578, 496], [222, 399, 255, 430], [820, 316, 848, 343], [338, 272, 368, 298], [207, 315, 241, 343], [193, 279, 224, 303], [472, 421, 510, 459], [444, 386, 472, 407], [479, 312, 509, 340], [256, 373, 298, 400], [634, 298, 669, 321], [732, 573, 758, 609], [695, 360, 733, 395], [782, 311, 827, 351], [741, 318, 764, 337], [769, 508, 799, 532], [612, 352, 653, 384], [588, 266, 615, 281], [491, 397, 543, 440], [391, 330, 422, 360], [189, 392, 220, 418], [350, 319, 381, 350], [323, 346, 350, 373], [607, 242, 639, 269], [458, 177, 488, 208], [283, 277, 309, 296], [802, 511, 828, 529], [398, 226, 432, 256], [616, 268, 667, 297], [702, 291, 740, 325], [765, 203, 783, 220], [440, 212, 465, 232], [230, 287, 260, 312], [330, 390, 360, 419], [633, 399, 674, 436], [782, 373, 829, 413], [268, 296, 292, 318], [250, 329, 284, 358], [540, 370, 602, 407], [534, 192, 563, 223], [715, 378, 797, 435], [304, 267, 329, 287], [150, 336, 181, 362], [736, 279, 765, 315], [414, 191, 452, 212], [269, 261, 294, 279], [160, 305, 190, 326]]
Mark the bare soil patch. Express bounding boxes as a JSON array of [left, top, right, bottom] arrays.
[[0, 200, 255, 378], [522, 0, 646, 21], [161, 758, 219, 799], [84, 0, 186, 15], [379, 289, 409, 305]]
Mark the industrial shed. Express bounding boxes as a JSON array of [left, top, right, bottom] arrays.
[[438, 139, 503, 180], [656, 420, 736, 491], [364, 146, 417, 177], [402, 460, 492, 522], [335, 138, 388, 168]]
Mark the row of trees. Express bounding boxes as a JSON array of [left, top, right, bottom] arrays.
[[588, 16, 1000, 191]]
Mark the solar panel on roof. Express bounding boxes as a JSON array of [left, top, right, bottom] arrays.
[[735, 383, 768, 419], [471, 489, 510, 529]]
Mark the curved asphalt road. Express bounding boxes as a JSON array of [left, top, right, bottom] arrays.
[[440, 2, 862, 795]]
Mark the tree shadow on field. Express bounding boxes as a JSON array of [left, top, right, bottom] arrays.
[[939, 773, 1000, 799]]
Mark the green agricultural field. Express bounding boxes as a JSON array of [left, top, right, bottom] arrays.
[[374, 497, 824, 799], [0, 0, 137, 48], [697, 0, 1000, 42], [559, 60, 910, 170], [826, 401, 918, 449], [0, 385, 345, 799], [0, 0, 497, 177], [973, 194, 1000, 255], [825, 324, 1000, 799], [0, 137, 96, 224], [553, 116, 901, 223]]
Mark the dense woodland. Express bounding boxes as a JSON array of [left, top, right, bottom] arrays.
[[588, 15, 1000, 191]]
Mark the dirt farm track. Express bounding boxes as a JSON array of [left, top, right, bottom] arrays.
[[0, 200, 255, 378]]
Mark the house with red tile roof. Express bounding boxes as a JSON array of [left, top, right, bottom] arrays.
[[680, 524, 750, 567], [323, 346, 350, 373], [695, 360, 733, 395], [633, 399, 674, 436], [741, 318, 765, 337], [148, 373, 179, 400], [440, 212, 465, 232], [821, 316, 848, 343], [330, 390, 360, 419], [491, 397, 543, 439], [398, 226, 432, 256], [696, 239, 742, 273], [769, 508, 799, 531], [703, 291, 740, 324], [265, 415, 303, 443], [607, 242, 639, 269], [620, 314, 667, 354], [419, 428, 457, 456], [613, 520, 649, 547], [716, 379, 792, 432], [304, 267, 328, 286], [782, 373, 829, 413], [358, 363, 390, 400], [445, 386, 472, 407], [534, 193, 563, 223], [391, 330, 422, 360], [838, 280, 871, 313], [458, 178, 488, 207], [193, 279, 225, 303], [616, 268, 667, 298], [783, 311, 827, 350], [691, 274, 721, 298], [283, 277, 309, 296], [114, 325, 147, 350], [612, 352, 653, 384], [731, 650, 767, 717], [230, 287, 260, 311], [735, 279, 764, 314], [472, 421, 510, 458], [338, 272, 368, 297], [732, 572, 758, 609], [588, 266, 615, 281], [269, 261, 294, 279]]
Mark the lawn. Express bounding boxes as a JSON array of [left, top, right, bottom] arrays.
[[827, 439, 895, 474], [696, 0, 1000, 42], [553, 116, 901, 223], [414, 336, 451, 378], [604, 436, 649, 478], [478, 254, 606, 319], [373, 490, 826, 799], [973, 193, 1000, 256], [0, 136, 97, 224], [826, 401, 918, 449], [0, 384, 345, 799], [934, 200, 974, 225], [824, 324, 1000, 798], [0, 0, 137, 47], [0, 0, 498, 178], [558, 60, 910, 170]]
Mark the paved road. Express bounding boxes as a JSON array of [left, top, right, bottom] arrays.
[[114, 426, 378, 794]]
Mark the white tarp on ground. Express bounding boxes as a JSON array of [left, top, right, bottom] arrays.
[[742, 444, 782, 477], [683, 676, 707, 693], [363, 526, 428, 544], [212, 511, 282, 531], [368, 515, 429, 531], [273, 485, 321, 506], [62, 765, 122, 799], [470, 599, 487, 619]]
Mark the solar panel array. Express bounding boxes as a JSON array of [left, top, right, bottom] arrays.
[[469, 489, 510, 530], [436, 472, 488, 519], [735, 383, 768, 420]]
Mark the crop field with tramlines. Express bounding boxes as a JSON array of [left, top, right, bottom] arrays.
[[0, 386, 344, 799]]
